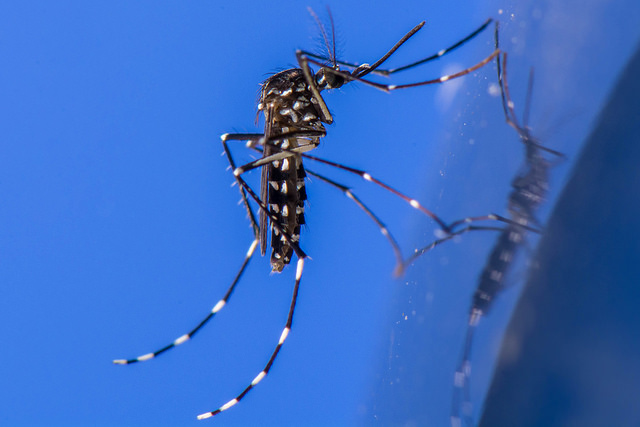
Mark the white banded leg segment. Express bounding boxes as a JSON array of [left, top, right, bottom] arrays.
[[173, 334, 190, 346], [250, 138, 451, 232], [279, 327, 291, 345], [113, 351, 154, 364], [112, 239, 259, 365], [381, 50, 500, 91], [295, 259, 304, 281], [196, 253, 304, 420], [197, 397, 239, 420], [300, 152, 450, 230], [251, 371, 267, 386], [212, 300, 226, 314]]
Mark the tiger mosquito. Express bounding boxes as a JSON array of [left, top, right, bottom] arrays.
[[400, 43, 565, 426], [114, 10, 500, 420]]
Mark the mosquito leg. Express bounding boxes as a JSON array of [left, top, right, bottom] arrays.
[[245, 137, 542, 267], [221, 133, 264, 237], [404, 214, 541, 270], [351, 21, 426, 77], [306, 168, 405, 276], [300, 152, 450, 231], [301, 18, 493, 77], [197, 258, 305, 420], [236, 137, 410, 275], [376, 18, 494, 76], [447, 213, 541, 234], [221, 131, 325, 176], [113, 239, 259, 365], [498, 53, 567, 159], [378, 49, 500, 91], [300, 49, 499, 93], [451, 313, 479, 427], [243, 137, 451, 232], [403, 225, 506, 270]]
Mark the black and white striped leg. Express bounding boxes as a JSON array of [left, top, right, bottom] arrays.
[[450, 309, 481, 427], [229, 132, 438, 275], [197, 258, 304, 420], [212, 130, 314, 418], [221, 132, 309, 261], [301, 152, 451, 231], [239, 134, 541, 273], [298, 49, 500, 94], [242, 135, 448, 233], [374, 18, 494, 76], [227, 158, 307, 261], [222, 131, 324, 177], [306, 168, 405, 276], [303, 18, 493, 77], [113, 238, 259, 365]]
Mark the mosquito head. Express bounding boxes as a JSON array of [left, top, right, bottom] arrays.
[[315, 65, 346, 91], [308, 6, 341, 91]]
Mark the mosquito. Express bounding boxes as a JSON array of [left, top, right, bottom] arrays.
[[113, 9, 500, 420]]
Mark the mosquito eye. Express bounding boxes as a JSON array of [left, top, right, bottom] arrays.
[[326, 72, 345, 89]]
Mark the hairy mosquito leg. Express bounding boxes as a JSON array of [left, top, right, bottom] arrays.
[[306, 168, 405, 276], [113, 239, 259, 365], [197, 258, 305, 420]]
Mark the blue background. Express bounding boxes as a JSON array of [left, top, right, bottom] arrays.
[[1, 1, 639, 426]]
